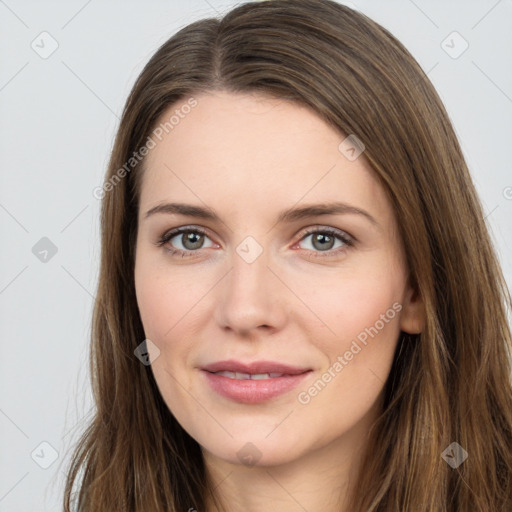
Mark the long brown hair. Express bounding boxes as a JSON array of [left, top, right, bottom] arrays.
[[63, 1, 512, 510]]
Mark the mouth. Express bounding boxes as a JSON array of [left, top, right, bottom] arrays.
[[200, 360, 312, 403], [207, 371, 290, 380], [201, 359, 311, 375]]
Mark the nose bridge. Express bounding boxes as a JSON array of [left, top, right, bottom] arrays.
[[231, 237, 268, 294], [215, 235, 285, 333]]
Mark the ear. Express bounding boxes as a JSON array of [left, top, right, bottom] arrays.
[[399, 285, 425, 334]]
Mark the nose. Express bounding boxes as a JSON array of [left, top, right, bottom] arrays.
[[213, 242, 287, 337]]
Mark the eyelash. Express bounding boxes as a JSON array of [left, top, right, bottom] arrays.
[[156, 225, 355, 260]]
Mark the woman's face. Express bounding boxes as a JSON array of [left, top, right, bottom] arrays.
[[134, 90, 424, 468]]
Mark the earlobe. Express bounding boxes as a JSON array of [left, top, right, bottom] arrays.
[[399, 287, 426, 334]]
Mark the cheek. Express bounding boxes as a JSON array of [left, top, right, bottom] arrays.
[[134, 260, 212, 397], [295, 259, 404, 393], [134, 270, 170, 340], [295, 272, 402, 435], [302, 267, 403, 340], [134, 263, 199, 418], [134, 260, 203, 341]]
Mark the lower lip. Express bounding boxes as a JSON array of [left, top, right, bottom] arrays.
[[202, 370, 312, 404]]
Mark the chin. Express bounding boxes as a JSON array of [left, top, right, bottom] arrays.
[[194, 423, 311, 469], [203, 439, 303, 468]]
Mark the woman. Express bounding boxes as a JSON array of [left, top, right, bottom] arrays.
[[64, 0, 512, 510]]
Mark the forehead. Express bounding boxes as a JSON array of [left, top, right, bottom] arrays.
[[139, 90, 389, 223], [146, 91, 342, 166]]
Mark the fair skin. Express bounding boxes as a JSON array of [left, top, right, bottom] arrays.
[[134, 90, 425, 512]]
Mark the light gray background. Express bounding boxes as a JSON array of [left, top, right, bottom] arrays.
[[1, 0, 511, 510]]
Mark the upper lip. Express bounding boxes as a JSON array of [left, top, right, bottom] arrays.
[[201, 359, 311, 375]]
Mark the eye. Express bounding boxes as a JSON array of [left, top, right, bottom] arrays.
[[295, 227, 354, 258], [156, 225, 355, 259], [156, 226, 215, 257]]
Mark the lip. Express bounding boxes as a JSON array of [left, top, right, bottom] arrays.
[[201, 359, 311, 375], [201, 359, 312, 404]]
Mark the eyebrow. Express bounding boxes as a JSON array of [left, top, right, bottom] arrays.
[[144, 201, 380, 229]]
